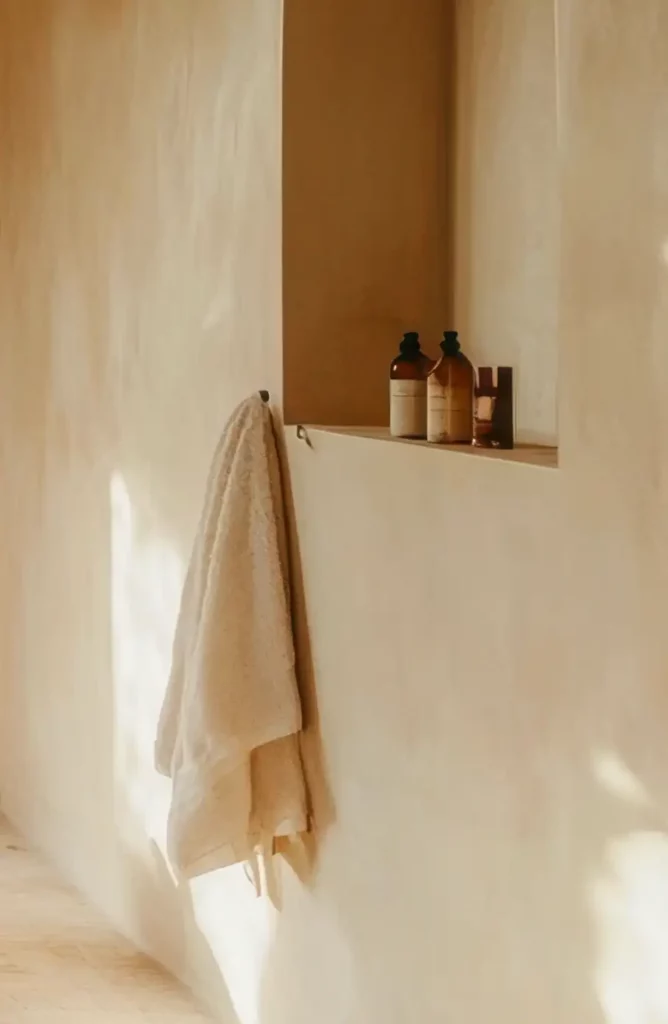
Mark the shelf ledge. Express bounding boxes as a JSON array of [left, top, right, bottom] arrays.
[[299, 426, 559, 470]]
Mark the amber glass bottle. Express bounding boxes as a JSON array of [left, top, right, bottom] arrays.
[[389, 332, 434, 439], [427, 331, 474, 444]]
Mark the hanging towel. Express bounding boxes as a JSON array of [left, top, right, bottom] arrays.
[[155, 393, 308, 885]]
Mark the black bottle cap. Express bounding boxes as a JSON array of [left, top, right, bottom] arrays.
[[440, 330, 461, 356], [399, 331, 421, 353]]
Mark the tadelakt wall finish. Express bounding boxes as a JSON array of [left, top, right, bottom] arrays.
[[454, 0, 559, 444], [0, 1, 284, 1018], [3, 3, 668, 1024]]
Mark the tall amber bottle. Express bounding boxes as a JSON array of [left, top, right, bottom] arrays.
[[390, 332, 434, 439], [427, 331, 474, 444]]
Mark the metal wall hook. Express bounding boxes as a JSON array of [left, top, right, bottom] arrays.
[[256, 392, 311, 448], [257, 395, 311, 448], [296, 425, 312, 448]]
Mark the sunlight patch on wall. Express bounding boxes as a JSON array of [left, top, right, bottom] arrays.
[[110, 469, 183, 852], [591, 749, 652, 808], [110, 469, 273, 1023], [590, 830, 668, 1024], [191, 868, 276, 1024]]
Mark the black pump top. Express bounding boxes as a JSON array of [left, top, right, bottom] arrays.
[[399, 331, 421, 354], [440, 330, 461, 356]]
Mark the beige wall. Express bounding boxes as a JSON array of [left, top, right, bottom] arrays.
[[0, 1, 283, 1016], [3, 2, 668, 1024], [455, 0, 559, 444]]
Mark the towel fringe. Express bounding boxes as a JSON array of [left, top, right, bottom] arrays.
[[243, 835, 283, 907]]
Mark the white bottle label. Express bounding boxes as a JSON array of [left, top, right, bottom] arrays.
[[390, 379, 427, 438], [427, 379, 472, 443]]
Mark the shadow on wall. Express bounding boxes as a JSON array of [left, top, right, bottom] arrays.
[[0, 3, 52, 807], [0, 0, 125, 890], [279, 441, 338, 870]]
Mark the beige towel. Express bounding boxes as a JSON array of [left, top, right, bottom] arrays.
[[155, 394, 307, 884]]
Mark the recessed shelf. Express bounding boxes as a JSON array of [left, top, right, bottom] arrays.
[[299, 426, 559, 470]]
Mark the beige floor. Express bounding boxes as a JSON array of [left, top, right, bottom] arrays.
[[0, 817, 213, 1023]]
